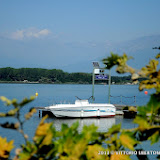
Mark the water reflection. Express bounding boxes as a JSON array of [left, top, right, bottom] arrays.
[[47, 117, 115, 132]]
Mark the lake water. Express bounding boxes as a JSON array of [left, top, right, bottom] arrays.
[[0, 83, 158, 159]]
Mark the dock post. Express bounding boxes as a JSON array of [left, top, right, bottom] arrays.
[[81, 109, 84, 118], [39, 110, 41, 117], [108, 69, 111, 103], [97, 109, 100, 117], [92, 69, 95, 102]]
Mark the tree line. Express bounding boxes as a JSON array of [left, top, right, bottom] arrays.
[[0, 67, 132, 84]]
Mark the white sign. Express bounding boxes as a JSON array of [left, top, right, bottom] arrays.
[[94, 69, 100, 74]]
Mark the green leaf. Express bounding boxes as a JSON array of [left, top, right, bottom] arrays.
[[70, 121, 79, 131], [134, 116, 150, 131], [34, 115, 52, 143], [0, 96, 12, 106], [136, 94, 160, 124], [147, 94, 160, 111], [11, 99, 18, 107], [82, 124, 98, 142], [102, 52, 120, 69], [0, 136, 14, 159], [149, 131, 160, 145], [19, 96, 35, 107], [25, 108, 37, 120], [107, 123, 121, 135], [39, 130, 53, 147], [0, 122, 19, 130], [0, 112, 6, 117], [86, 144, 106, 160], [120, 132, 138, 150], [111, 152, 131, 160], [18, 152, 32, 160], [0, 108, 19, 117], [156, 53, 160, 59], [7, 108, 19, 116]]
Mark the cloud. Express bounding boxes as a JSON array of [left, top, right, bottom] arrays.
[[8, 28, 51, 40], [10, 30, 24, 40]]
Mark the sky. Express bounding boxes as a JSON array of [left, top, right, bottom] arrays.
[[0, 0, 160, 73]]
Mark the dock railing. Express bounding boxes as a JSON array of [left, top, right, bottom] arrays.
[[110, 95, 136, 110]]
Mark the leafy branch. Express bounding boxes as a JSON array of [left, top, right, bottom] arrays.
[[0, 96, 36, 144]]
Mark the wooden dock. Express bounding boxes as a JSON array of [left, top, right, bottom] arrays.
[[114, 104, 136, 110]]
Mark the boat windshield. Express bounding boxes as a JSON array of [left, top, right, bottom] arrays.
[[75, 100, 89, 105]]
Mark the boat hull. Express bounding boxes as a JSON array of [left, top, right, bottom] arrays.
[[46, 104, 115, 118]]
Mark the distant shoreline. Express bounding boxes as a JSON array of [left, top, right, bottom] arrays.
[[0, 81, 40, 84], [0, 81, 137, 85], [0, 67, 134, 85], [0, 81, 89, 85]]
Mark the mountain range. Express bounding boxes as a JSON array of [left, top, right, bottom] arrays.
[[0, 35, 159, 75], [62, 35, 160, 74]]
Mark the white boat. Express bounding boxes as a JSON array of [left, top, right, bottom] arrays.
[[44, 98, 116, 118]]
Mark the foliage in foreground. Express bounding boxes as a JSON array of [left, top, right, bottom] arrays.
[[0, 52, 160, 159]]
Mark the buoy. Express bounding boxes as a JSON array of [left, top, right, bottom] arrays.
[[144, 91, 148, 95], [35, 92, 38, 97]]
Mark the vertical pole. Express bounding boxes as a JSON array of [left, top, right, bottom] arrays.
[[92, 69, 95, 102], [108, 69, 111, 103]]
